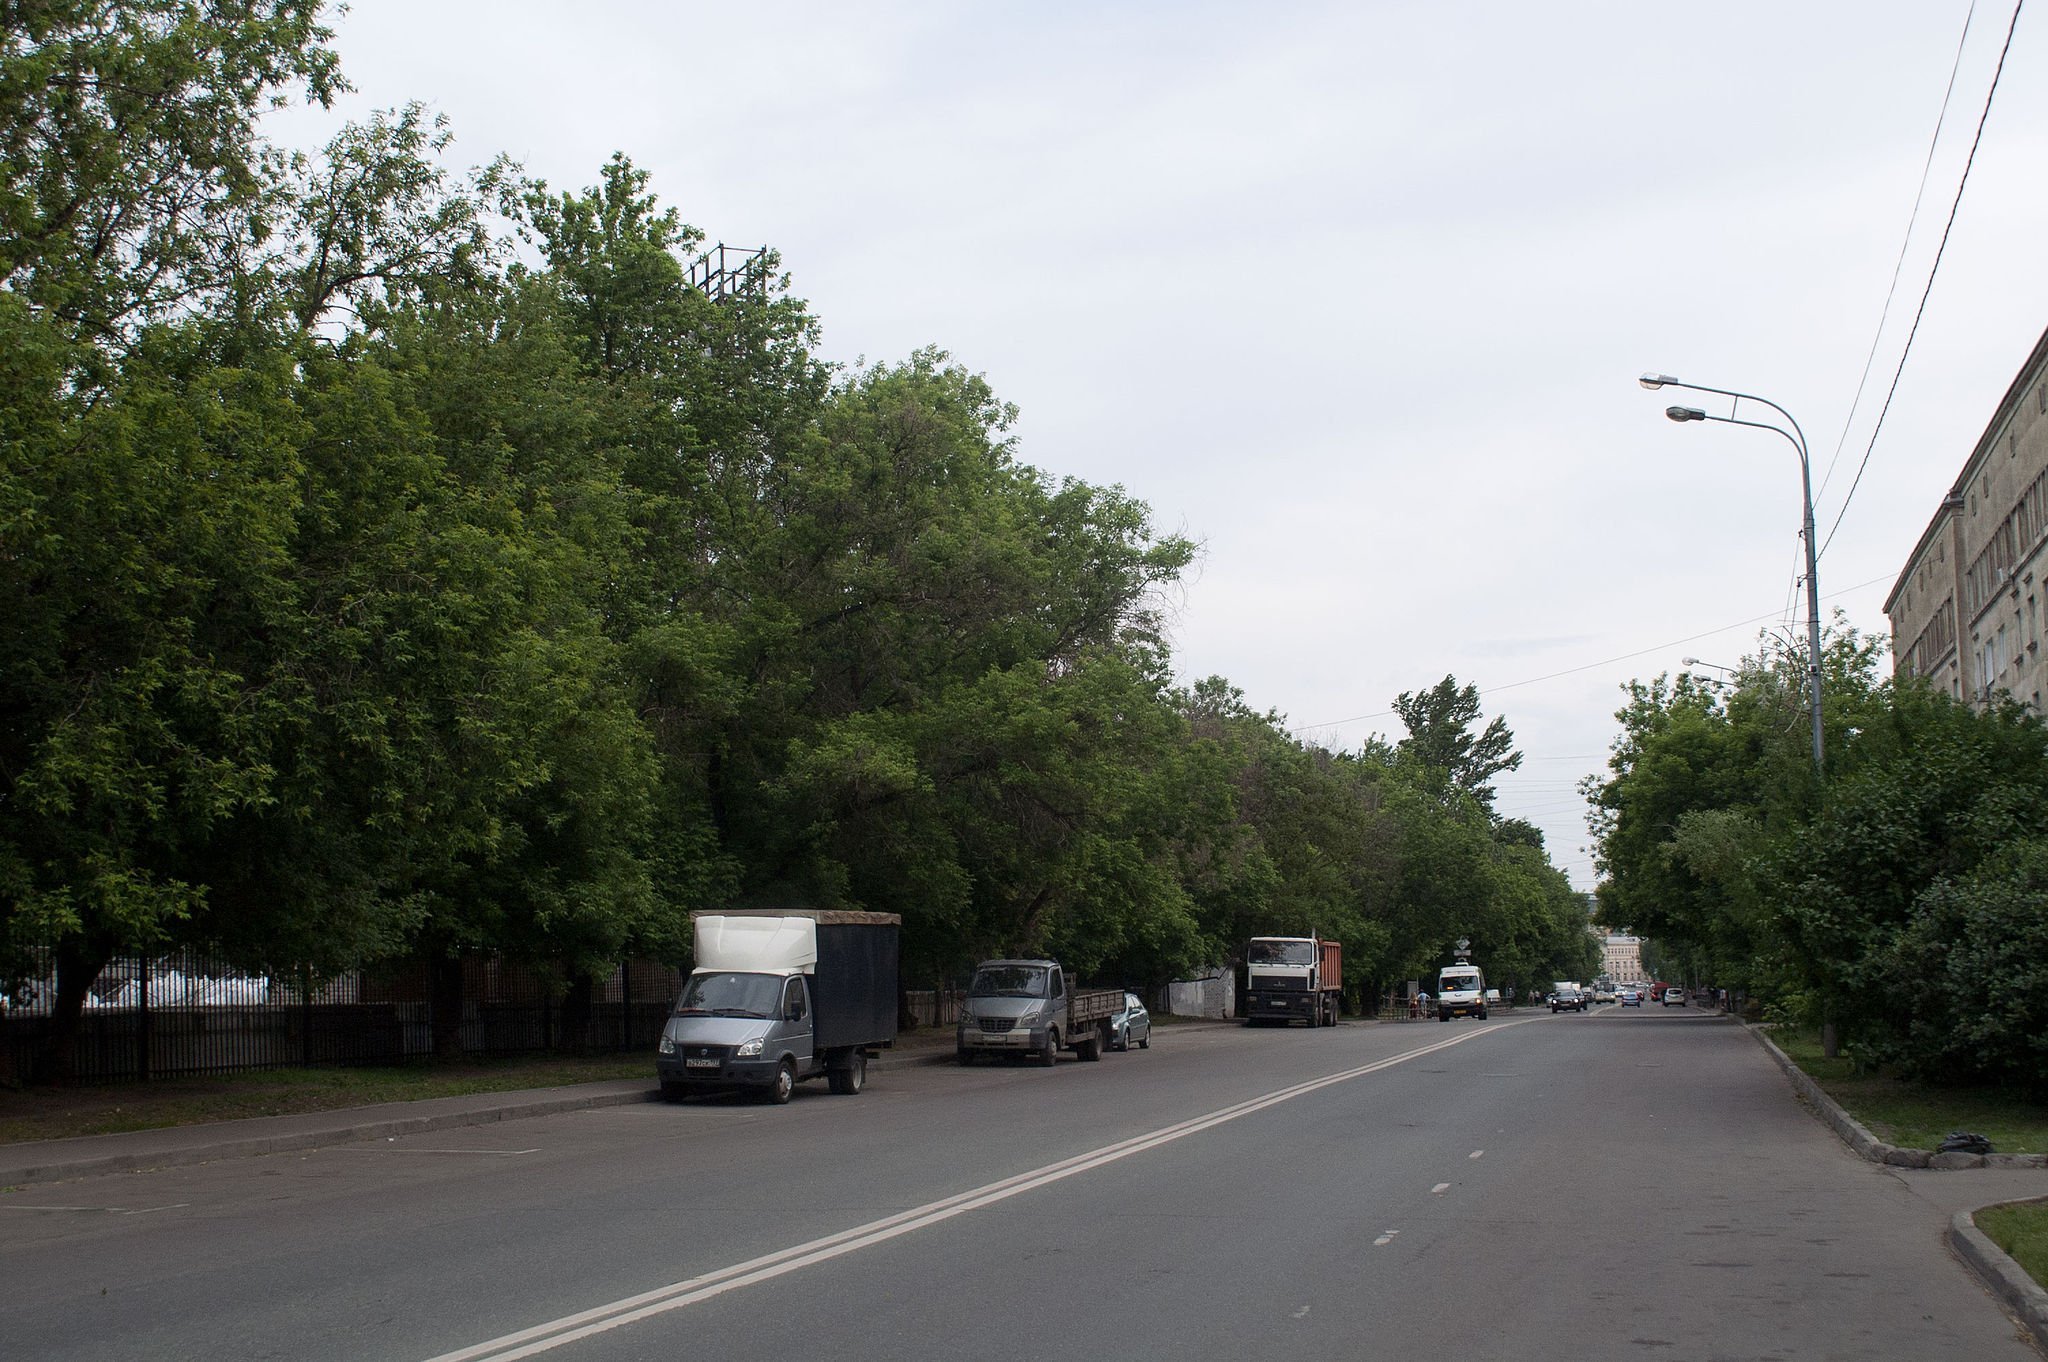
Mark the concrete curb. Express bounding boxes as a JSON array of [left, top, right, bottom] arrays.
[[1743, 1022, 2048, 1171], [1745, 1021, 2048, 1346], [1951, 1202, 2048, 1352]]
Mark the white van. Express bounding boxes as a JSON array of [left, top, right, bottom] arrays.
[[1436, 964, 1487, 1021]]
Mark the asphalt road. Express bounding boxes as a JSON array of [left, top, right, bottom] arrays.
[[2, 1007, 2038, 1362]]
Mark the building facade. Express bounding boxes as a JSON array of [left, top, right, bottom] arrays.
[[1886, 326, 2048, 710], [1602, 933, 1644, 984]]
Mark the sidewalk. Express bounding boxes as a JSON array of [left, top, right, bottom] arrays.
[[0, 1028, 965, 1189]]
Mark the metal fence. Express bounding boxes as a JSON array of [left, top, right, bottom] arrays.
[[2, 948, 682, 1085]]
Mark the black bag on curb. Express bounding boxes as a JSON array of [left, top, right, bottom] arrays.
[[1938, 1131, 1993, 1155]]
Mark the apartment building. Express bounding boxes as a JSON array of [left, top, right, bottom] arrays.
[[1885, 325, 2048, 709]]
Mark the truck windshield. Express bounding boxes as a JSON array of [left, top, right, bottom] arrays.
[[969, 966, 1047, 998], [674, 971, 782, 1018], [1441, 974, 1480, 992], [1248, 941, 1314, 966]]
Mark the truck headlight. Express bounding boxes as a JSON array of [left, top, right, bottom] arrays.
[[658, 1034, 676, 1055], [735, 1037, 765, 1058]]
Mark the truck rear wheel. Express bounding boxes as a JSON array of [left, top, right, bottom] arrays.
[[1079, 1030, 1102, 1062], [827, 1052, 866, 1095]]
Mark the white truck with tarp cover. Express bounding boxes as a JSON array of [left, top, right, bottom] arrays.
[[656, 909, 899, 1104]]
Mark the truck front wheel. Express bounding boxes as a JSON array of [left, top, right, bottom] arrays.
[[766, 1058, 796, 1104], [1039, 1030, 1059, 1067]]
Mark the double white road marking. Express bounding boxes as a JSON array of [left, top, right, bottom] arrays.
[[426, 1019, 1529, 1362]]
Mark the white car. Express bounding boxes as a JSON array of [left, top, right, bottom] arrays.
[[1662, 988, 1686, 1007]]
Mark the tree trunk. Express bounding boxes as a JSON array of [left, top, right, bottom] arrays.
[[559, 973, 595, 1054], [429, 956, 466, 1061], [1821, 1019, 1839, 1059], [44, 937, 115, 1085]]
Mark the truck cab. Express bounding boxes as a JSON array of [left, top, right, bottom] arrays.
[[660, 966, 816, 1101]]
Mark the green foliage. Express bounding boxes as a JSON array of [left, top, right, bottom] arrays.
[[1393, 675, 1523, 811], [0, 0, 343, 349], [1591, 623, 2048, 1090], [2, 10, 1590, 1070]]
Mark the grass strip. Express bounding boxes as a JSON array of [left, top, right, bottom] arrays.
[[0, 1055, 654, 1145], [1975, 1201, 2048, 1291], [1772, 1027, 2048, 1154]]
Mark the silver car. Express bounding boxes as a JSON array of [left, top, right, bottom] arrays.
[[1112, 992, 1151, 1051]]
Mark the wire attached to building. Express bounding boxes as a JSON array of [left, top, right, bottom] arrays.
[[1818, 0, 2027, 562]]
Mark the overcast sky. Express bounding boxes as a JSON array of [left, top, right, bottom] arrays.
[[270, 2, 2047, 890]]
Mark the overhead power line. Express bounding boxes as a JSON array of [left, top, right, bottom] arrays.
[[1289, 573, 1896, 735], [1818, 0, 2026, 560], [1814, 2, 1979, 508]]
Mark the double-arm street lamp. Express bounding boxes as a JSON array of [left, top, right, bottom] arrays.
[[1639, 373, 1824, 774]]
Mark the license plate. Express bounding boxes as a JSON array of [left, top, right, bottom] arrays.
[[684, 1058, 719, 1070]]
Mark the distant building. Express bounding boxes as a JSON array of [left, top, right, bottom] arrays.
[[1602, 933, 1645, 983], [1886, 326, 2048, 710]]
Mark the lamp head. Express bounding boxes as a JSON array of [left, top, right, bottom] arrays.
[[1639, 372, 1678, 390], [1666, 406, 1707, 422], [1681, 657, 1700, 666]]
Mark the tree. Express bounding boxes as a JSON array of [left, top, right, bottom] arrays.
[[0, 0, 342, 353], [1587, 622, 2048, 1084], [1392, 675, 1522, 811], [0, 304, 307, 1075]]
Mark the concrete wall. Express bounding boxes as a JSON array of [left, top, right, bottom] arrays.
[[1168, 967, 1235, 1019]]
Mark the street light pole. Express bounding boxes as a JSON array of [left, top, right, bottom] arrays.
[[1640, 373, 1824, 775]]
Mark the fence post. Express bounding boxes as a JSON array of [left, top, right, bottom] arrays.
[[300, 966, 313, 1068], [620, 963, 632, 1050], [137, 960, 151, 1083]]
